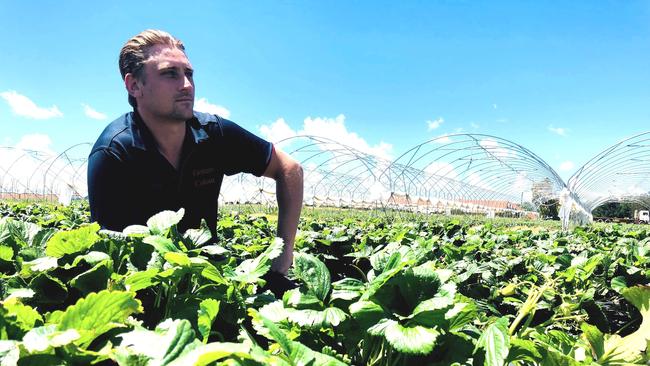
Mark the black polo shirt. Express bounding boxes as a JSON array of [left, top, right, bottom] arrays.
[[87, 111, 272, 235]]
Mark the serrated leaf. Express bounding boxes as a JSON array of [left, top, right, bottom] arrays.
[[253, 310, 347, 366], [23, 256, 58, 272], [601, 285, 650, 362], [123, 224, 150, 236], [507, 338, 542, 363], [198, 299, 220, 343], [22, 325, 80, 353], [57, 290, 142, 347], [45, 223, 100, 258], [283, 288, 322, 308], [69, 259, 112, 294], [330, 278, 365, 301], [116, 319, 200, 366], [368, 318, 440, 355], [350, 300, 386, 330], [143, 235, 179, 255], [228, 237, 283, 283], [293, 252, 331, 302], [3, 302, 43, 332], [4, 288, 35, 302], [146, 209, 185, 235], [201, 264, 228, 285], [167, 342, 252, 366], [476, 317, 510, 366], [125, 268, 160, 292]]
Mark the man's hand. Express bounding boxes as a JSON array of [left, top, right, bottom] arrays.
[[263, 146, 303, 275]]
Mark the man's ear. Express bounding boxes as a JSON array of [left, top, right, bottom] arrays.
[[124, 73, 143, 98]]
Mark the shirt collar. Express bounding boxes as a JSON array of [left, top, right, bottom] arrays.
[[129, 110, 210, 151]]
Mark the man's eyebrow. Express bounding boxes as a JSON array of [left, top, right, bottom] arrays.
[[158, 65, 194, 73]]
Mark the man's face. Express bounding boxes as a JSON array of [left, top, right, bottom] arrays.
[[134, 44, 195, 122]]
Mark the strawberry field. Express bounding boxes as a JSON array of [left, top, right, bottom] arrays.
[[0, 201, 649, 365]]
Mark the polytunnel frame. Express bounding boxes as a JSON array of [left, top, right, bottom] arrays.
[[382, 133, 570, 212], [568, 132, 650, 213]]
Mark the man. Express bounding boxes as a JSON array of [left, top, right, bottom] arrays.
[[87, 29, 303, 276]]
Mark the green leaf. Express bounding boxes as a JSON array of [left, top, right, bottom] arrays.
[[368, 318, 440, 355], [57, 290, 143, 347], [252, 310, 347, 366], [45, 223, 100, 258], [200, 264, 228, 285], [228, 237, 283, 283], [22, 325, 80, 353], [164, 252, 191, 267], [167, 342, 252, 366], [125, 268, 161, 292], [506, 338, 542, 363], [3, 301, 43, 332], [611, 276, 627, 294], [29, 273, 67, 304], [143, 235, 179, 255], [147, 209, 185, 235], [198, 299, 220, 343], [581, 323, 605, 360], [283, 288, 322, 309], [116, 318, 201, 366], [475, 317, 510, 366], [285, 307, 348, 329], [600, 285, 650, 362], [292, 252, 331, 302], [22, 256, 58, 273], [0, 245, 13, 261], [349, 300, 386, 331], [0, 340, 20, 365], [69, 259, 112, 295], [330, 278, 365, 301]]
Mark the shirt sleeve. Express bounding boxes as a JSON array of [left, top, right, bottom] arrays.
[[87, 149, 137, 231], [217, 118, 273, 176]]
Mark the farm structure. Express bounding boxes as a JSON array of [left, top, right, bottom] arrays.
[[3, 132, 650, 225]]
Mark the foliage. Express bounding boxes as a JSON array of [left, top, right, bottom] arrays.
[[0, 201, 649, 365]]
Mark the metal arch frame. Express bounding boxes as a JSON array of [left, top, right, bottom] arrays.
[[42, 143, 92, 199], [381, 133, 567, 210], [569, 132, 650, 213]]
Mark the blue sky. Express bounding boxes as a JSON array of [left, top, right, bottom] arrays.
[[1, 0, 649, 182]]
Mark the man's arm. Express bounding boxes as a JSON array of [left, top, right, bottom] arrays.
[[263, 146, 303, 275]]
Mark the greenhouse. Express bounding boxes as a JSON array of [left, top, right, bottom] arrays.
[[2, 132, 650, 225]]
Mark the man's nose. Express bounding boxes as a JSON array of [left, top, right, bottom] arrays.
[[181, 75, 193, 91]]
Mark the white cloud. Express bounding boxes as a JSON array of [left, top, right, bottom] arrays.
[[299, 114, 393, 160], [548, 125, 568, 137], [0, 90, 63, 119], [194, 97, 231, 118], [259, 118, 297, 143], [559, 161, 575, 172], [82, 103, 107, 120], [427, 117, 444, 131]]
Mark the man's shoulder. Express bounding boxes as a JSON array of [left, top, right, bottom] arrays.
[[89, 113, 135, 158]]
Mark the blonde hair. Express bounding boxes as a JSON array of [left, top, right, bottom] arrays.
[[119, 29, 186, 107]]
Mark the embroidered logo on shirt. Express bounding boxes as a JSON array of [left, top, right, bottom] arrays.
[[192, 167, 216, 187]]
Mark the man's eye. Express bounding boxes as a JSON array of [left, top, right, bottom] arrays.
[[163, 70, 177, 77], [185, 71, 194, 78]]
